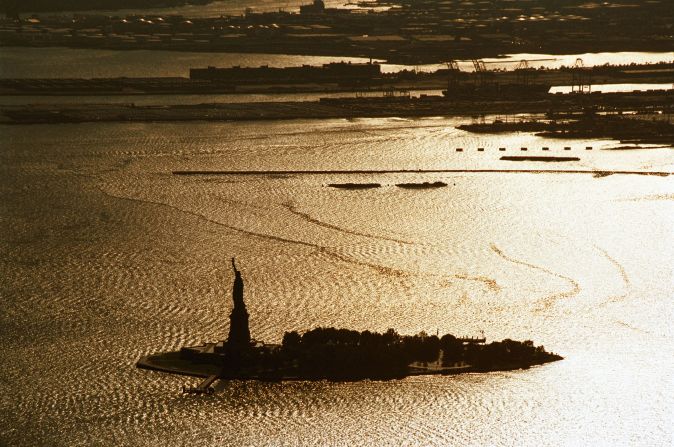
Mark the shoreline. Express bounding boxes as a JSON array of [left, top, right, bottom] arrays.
[[2, 39, 673, 67], [2, 90, 671, 125], [136, 350, 559, 381], [2, 61, 672, 96]]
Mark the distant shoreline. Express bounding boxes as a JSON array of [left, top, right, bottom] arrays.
[[2, 90, 671, 125]]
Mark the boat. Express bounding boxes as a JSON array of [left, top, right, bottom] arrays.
[[500, 156, 580, 162], [328, 183, 381, 189], [396, 181, 447, 189]]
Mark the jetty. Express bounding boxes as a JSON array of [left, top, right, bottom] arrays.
[[396, 181, 448, 189], [182, 375, 218, 395], [172, 169, 672, 177], [500, 156, 580, 162], [328, 183, 381, 189]]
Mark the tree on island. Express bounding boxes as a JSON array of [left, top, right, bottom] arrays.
[[263, 327, 560, 379], [207, 259, 562, 380], [440, 334, 463, 365]]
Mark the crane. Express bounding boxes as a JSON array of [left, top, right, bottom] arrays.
[[446, 59, 461, 90], [572, 58, 592, 93], [515, 59, 537, 85], [471, 59, 490, 86]]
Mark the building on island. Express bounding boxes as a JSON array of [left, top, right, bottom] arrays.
[[189, 62, 381, 84]]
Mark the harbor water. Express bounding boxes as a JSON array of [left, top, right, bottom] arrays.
[[1, 115, 673, 446], [1, 47, 672, 79]]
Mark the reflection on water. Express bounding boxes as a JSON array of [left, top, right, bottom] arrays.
[[477, 51, 674, 71], [383, 52, 674, 73], [0, 117, 673, 446], [1, 46, 672, 78], [0, 47, 374, 79]]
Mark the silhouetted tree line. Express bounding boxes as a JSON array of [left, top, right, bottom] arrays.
[[464, 339, 561, 372], [218, 327, 561, 380]]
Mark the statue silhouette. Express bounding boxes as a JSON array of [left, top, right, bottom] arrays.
[[227, 258, 251, 347]]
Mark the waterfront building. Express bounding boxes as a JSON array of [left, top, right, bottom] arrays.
[[189, 62, 381, 84]]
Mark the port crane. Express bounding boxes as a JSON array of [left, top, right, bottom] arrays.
[[445, 59, 461, 89], [445, 57, 556, 74], [471, 59, 492, 86], [445, 58, 556, 89], [472, 58, 556, 70], [571, 58, 592, 93], [514, 59, 538, 85]]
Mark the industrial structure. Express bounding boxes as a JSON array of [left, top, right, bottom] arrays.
[[189, 62, 382, 85]]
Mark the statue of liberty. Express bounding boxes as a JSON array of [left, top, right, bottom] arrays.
[[227, 258, 251, 346]]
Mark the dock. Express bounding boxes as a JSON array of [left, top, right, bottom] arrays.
[[171, 169, 672, 177], [182, 374, 219, 395]]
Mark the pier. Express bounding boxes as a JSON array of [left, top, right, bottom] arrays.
[[182, 375, 218, 395], [500, 156, 580, 162], [172, 169, 672, 177]]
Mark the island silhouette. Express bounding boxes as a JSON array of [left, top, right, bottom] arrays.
[[137, 260, 562, 389]]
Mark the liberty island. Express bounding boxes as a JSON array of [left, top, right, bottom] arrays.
[[136, 259, 562, 391]]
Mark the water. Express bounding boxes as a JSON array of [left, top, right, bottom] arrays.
[[1, 47, 672, 78], [0, 47, 375, 78], [1, 116, 673, 445]]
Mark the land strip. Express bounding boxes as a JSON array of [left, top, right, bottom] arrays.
[[2, 0, 672, 64], [171, 170, 672, 177], [1, 62, 673, 96], [2, 90, 671, 125]]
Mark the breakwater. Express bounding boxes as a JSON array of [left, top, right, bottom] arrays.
[[172, 169, 671, 177]]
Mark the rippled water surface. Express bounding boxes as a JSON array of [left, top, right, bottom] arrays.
[[1, 117, 673, 446], [0, 47, 374, 79]]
